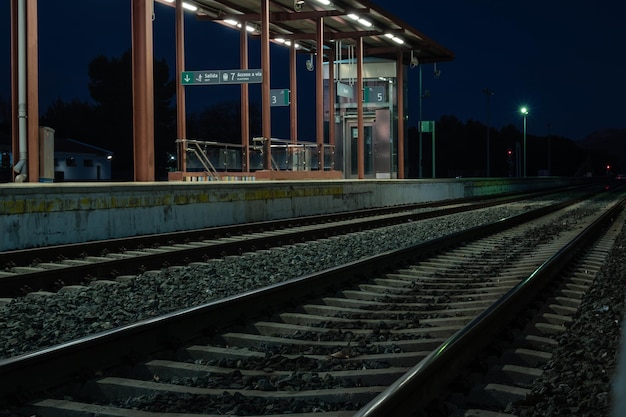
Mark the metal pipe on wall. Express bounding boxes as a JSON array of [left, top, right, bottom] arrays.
[[14, 0, 27, 182]]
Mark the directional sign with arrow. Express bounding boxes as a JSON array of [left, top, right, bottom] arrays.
[[181, 69, 262, 85]]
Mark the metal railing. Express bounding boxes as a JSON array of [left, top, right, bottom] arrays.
[[177, 138, 335, 175]]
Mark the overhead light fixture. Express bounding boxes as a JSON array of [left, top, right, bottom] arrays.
[[160, 0, 198, 11], [182, 2, 197, 11], [347, 14, 372, 28], [385, 32, 405, 45], [315, 0, 331, 5], [274, 38, 301, 49]]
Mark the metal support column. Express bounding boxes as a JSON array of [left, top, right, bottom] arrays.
[[26, 0, 39, 182], [397, 50, 405, 179], [175, 0, 186, 173], [240, 21, 250, 172], [289, 41, 298, 144], [328, 45, 336, 150], [315, 18, 325, 170], [356, 37, 364, 179], [261, 0, 272, 170], [131, 0, 155, 181]]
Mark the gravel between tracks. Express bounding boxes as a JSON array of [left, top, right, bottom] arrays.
[[0, 205, 528, 359], [1, 200, 626, 417]]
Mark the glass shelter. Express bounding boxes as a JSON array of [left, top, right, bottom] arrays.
[[325, 58, 404, 179]]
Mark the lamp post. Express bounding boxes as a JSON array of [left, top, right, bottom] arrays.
[[418, 65, 423, 178], [482, 88, 494, 176], [520, 106, 528, 177]]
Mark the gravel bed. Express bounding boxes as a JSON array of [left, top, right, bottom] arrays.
[[509, 217, 626, 417], [0, 205, 530, 360], [0, 197, 623, 416]]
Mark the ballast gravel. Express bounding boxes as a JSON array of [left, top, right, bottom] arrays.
[[0, 205, 528, 359], [1, 199, 626, 417]]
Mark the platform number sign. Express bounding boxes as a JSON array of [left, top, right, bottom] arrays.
[[364, 86, 386, 103], [270, 89, 290, 107]]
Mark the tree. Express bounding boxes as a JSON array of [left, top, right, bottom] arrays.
[[40, 98, 96, 140], [0, 94, 9, 134], [87, 50, 176, 180], [187, 100, 261, 144]]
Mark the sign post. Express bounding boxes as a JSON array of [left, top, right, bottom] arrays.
[[420, 120, 436, 178]]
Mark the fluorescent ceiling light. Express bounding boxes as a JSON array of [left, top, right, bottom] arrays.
[[357, 18, 372, 27], [385, 32, 404, 44], [316, 0, 331, 5], [274, 39, 301, 49], [182, 2, 197, 11], [347, 14, 359, 21], [224, 19, 238, 26]]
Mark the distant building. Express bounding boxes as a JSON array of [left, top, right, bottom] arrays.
[[0, 137, 113, 183], [54, 138, 113, 181]]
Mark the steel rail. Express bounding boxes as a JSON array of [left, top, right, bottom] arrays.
[[0, 192, 598, 404], [0, 188, 590, 298], [353, 197, 625, 417]]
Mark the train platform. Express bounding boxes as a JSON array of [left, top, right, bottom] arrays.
[[0, 177, 580, 252]]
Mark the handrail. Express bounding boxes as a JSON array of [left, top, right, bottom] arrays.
[[176, 138, 334, 173]]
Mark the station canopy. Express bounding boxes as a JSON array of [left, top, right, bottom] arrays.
[[158, 0, 454, 64]]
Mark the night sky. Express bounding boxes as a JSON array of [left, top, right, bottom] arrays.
[[1, 0, 624, 141]]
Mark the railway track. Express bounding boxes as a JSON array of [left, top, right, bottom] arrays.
[[1, 188, 623, 416], [0, 188, 584, 298]]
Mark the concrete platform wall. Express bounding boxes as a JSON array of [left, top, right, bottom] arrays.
[[0, 178, 572, 252]]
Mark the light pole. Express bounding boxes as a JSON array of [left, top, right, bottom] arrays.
[[547, 123, 552, 175], [418, 65, 423, 178], [520, 106, 529, 177], [482, 88, 494, 176]]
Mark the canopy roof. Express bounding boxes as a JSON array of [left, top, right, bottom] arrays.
[[159, 0, 454, 65]]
